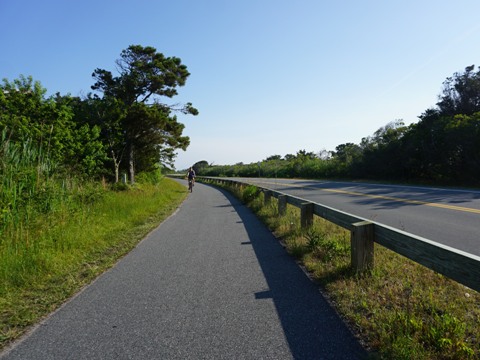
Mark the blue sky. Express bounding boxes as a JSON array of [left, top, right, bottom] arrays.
[[2, 0, 480, 169]]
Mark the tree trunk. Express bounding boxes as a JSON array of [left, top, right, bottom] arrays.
[[128, 143, 135, 184], [111, 149, 120, 183]]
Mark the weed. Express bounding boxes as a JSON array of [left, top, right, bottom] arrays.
[[304, 228, 322, 251], [110, 181, 130, 192], [242, 185, 260, 203]]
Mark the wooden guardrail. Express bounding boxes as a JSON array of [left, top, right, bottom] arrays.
[[197, 176, 480, 293]]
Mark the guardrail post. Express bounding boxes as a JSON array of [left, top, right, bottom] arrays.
[[301, 202, 314, 228], [351, 221, 374, 272], [278, 195, 287, 216], [264, 190, 272, 206]]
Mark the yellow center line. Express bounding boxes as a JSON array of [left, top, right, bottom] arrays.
[[254, 181, 480, 215]]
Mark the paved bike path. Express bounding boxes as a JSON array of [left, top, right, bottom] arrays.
[[1, 180, 367, 359]]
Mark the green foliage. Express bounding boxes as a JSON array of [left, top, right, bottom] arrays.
[[0, 178, 187, 348], [192, 160, 209, 175], [68, 94, 127, 181], [199, 65, 480, 187], [135, 168, 164, 185], [111, 181, 130, 192], [0, 138, 107, 284], [0, 129, 58, 232], [0, 77, 107, 178], [304, 228, 322, 251], [380, 305, 476, 359], [91, 45, 198, 182], [301, 226, 350, 272], [201, 150, 336, 179], [2, 45, 199, 183], [437, 64, 480, 116], [242, 185, 260, 203]]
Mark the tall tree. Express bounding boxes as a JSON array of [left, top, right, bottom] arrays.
[[91, 45, 198, 183], [192, 160, 209, 175], [437, 64, 480, 116]]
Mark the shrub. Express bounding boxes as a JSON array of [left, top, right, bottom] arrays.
[[242, 185, 260, 203], [136, 169, 163, 185], [111, 182, 130, 192]]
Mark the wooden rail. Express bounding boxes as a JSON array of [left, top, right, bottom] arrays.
[[197, 176, 480, 293]]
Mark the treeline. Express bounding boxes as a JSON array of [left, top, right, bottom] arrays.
[[197, 65, 480, 186], [1, 45, 197, 184], [1, 44, 196, 239]]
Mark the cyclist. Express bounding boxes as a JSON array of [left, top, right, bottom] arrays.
[[186, 167, 196, 192]]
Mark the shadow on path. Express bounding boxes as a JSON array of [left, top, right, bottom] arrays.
[[212, 186, 368, 360]]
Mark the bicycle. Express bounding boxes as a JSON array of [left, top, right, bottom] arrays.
[[186, 167, 196, 193]]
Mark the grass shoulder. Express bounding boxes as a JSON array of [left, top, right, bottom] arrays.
[[0, 177, 187, 350]]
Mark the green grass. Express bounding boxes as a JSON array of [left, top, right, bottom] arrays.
[[0, 177, 187, 349], [214, 180, 480, 360]]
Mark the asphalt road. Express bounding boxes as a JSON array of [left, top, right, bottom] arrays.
[[1, 180, 367, 360], [228, 178, 480, 257]]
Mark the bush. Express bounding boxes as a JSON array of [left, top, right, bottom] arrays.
[[136, 169, 163, 185], [242, 185, 260, 203], [111, 182, 130, 192]]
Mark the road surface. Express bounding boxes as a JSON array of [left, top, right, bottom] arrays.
[[225, 178, 480, 257], [1, 180, 367, 360]]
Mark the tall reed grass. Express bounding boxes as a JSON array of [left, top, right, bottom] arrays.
[[1, 130, 64, 231], [0, 131, 103, 291], [0, 142, 186, 347]]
